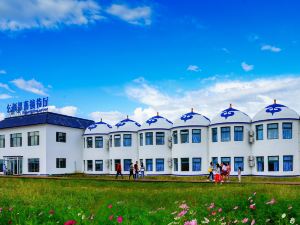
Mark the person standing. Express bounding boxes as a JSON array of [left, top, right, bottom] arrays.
[[3, 164, 6, 176], [208, 162, 214, 182], [115, 163, 123, 179], [226, 163, 231, 181], [238, 166, 242, 183], [129, 163, 134, 180], [134, 161, 139, 180], [140, 162, 145, 179], [215, 163, 221, 184]]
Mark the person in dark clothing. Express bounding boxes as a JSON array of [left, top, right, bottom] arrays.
[[134, 161, 139, 180], [115, 163, 123, 179], [129, 163, 134, 180]]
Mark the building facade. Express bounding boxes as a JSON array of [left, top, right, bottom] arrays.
[[1, 101, 300, 176]]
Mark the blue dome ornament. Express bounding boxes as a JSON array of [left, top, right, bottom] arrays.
[[220, 104, 238, 119], [180, 108, 199, 122], [146, 113, 173, 126], [88, 123, 97, 131], [116, 116, 141, 128], [265, 100, 286, 115]]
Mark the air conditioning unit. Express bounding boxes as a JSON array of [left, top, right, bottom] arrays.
[[168, 158, 173, 168], [248, 156, 255, 167], [168, 136, 172, 149], [249, 131, 255, 144]]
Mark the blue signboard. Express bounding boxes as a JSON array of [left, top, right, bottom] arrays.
[[7, 97, 49, 117]]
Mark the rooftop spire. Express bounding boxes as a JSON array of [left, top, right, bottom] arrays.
[[100, 118, 102, 122], [157, 112, 159, 116], [191, 108, 194, 112], [127, 115, 129, 119], [229, 103, 232, 108], [274, 99, 277, 104]]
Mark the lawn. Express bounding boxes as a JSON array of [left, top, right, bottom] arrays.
[[0, 177, 299, 225]]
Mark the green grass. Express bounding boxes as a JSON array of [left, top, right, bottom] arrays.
[[0, 177, 299, 224]]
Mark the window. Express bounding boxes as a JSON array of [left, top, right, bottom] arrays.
[[56, 132, 66, 143], [114, 135, 121, 147], [234, 157, 244, 171], [146, 159, 153, 171], [234, 126, 243, 141], [0, 159, 3, 172], [180, 130, 189, 143], [139, 133, 143, 146], [0, 135, 5, 148], [221, 127, 231, 142], [83, 138, 85, 148], [173, 131, 178, 144], [86, 137, 93, 148], [95, 136, 103, 148], [146, 132, 153, 145], [56, 158, 66, 168], [10, 133, 22, 147], [87, 160, 93, 171], [212, 157, 218, 167], [267, 123, 278, 139], [156, 159, 164, 171], [192, 158, 201, 171], [28, 131, 39, 146], [212, 128, 218, 142], [123, 134, 132, 147], [114, 159, 121, 171], [95, 160, 103, 171], [181, 158, 189, 171], [109, 135, 112, 147], [283, 123, 292, 139], [256, 125, 263, 140], [268, 156, 279, 172], [192, 129, 201, 143], [124, 159, 131, 171], [173, 158, 178, 171], [156, 132, 165, 145], [221, 157, 231, 166], [256, 157, 264, 172], [283, 155, 293, 171], [28, 158, 39, 172]]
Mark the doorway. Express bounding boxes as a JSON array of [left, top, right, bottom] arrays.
[[3, 156, 23, 175]]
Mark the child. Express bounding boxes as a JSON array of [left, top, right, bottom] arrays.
[[215, 163, 221, 184], [238, 166, 242, 183]]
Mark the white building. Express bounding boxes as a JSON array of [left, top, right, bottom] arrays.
[[1, 100, 300, 177]]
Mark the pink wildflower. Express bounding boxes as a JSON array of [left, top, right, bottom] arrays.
[[242, 218, 249, 223], [109, 215, 114, 220], [0, 208, 2, 213], [9, 207, 13, 212], [249, 204, 256, 210], [251, 219, 256, 225], [108, 204, 113, 209], [64, 220, 77, 225], [209, 203, 215, 209], [178, 210, 187, 217], [117, 216, 123, 223], [211, 211, 217, 216], [184, 219, 198, 225], [266, 198, 276, 205], [49, 209, 55, 215], [218, 208, 222, 213], [253, 192, 256, 196], [179, 203, 189, 210]]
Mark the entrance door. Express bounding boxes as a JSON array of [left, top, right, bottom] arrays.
[[3, 156, 23, 175]]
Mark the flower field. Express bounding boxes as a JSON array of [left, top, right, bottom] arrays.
[[0, 177, 299, 224]]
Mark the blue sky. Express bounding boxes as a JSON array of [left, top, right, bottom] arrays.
[[1, 0, 300, 124]]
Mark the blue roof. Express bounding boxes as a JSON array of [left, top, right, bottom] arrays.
[[0, 112, 94, 130]]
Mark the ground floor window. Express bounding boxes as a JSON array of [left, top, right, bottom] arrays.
[[146, 159, 153, 171], [124, 159, 131, 171], [268, 156, 279, 172], [56, 158, 66, 169], [114, 159, 120, 171], [283, 155, 293, 172], [28, 158, 39, 172], [95, 160, 103, 171], [212, 157, 218, 167], [0, 159, 3, 172], [156, 158, 164, 171], [181, 158, 189, 171], [192, 158, 201, 171], [173, 158, 178, 171], [221, 157, 231, 166], [234, 157, 244, 171], [256, 156, 264, 172], [87, 160, 93, 171]]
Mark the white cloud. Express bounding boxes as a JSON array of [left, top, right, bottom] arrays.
[[106, 4, 151, 25], [187, 65, 201, 72], [261, 44, 281, 53], [0, 93, 12, 99], [0, 0, 102, 31], [241, 62, 254, 72], [11, 78, 48, 95], [0, 112, 4, 121], [94, 76, 300, 124], [48, 105, 77, 116], [0, 83, 14, 92], [0, 70, 6, 74]]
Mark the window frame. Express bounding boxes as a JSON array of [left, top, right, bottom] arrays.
[[173, 131, 178, 144], [56, 132, 66, 143], [256, 156, 264, 172], [123, 134, 132, 147], [267, 123, 279, 140], [256, 124, 263, 140], [56, 158, 66, 169], [180, 129, 189, 144], [282, 122, 293, 139], [212, 128, 218, 142], [156, 132, 165, 145], [234, 157, 244, 171], [234, 126, 243, 142], [28, 158, 39, 172], [283, 155, 293, 172], [268, 156, 279, 172], [156, 158, 164, 172], [95, 160, 103, 171], [86, 137, 93, 148], [221, 126, 231, 142], [181, 158, 190, 171], [192, 129, 201, 143], [95, 136, 103, 148], [145, 132, 153, 145], [0, 135, 5, 148], [114, 134, 121, 147], [10, 133, 22, 147], [192, 158, 201, 171]]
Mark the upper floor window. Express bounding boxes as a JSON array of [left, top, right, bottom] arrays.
[[56, 132, 66, 143], [146, 132, 153, 145], [156, 132, 165, 145], [139, 133, 143, 146], [267, 123, 278, 139], [109, 135, 112, 147], [173, 131, 178, 144], [212, 128, 218, 142], [192, 129, 201, 143], [114, 134, 121, 147], [0, 135, 5, 148], [56, 158, 66, 168], [180, 130, 189, 143], [28, 131, 39, 146], [123, 134, 132, 147], [234, 126, 243, 141], [10, 133, 22, 147], [256, 125, 263, 140], [282, 123, 292, 139], [221, 127, 231, 142], [86, 137, 93, 148], [95, 136, 103, 148]]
